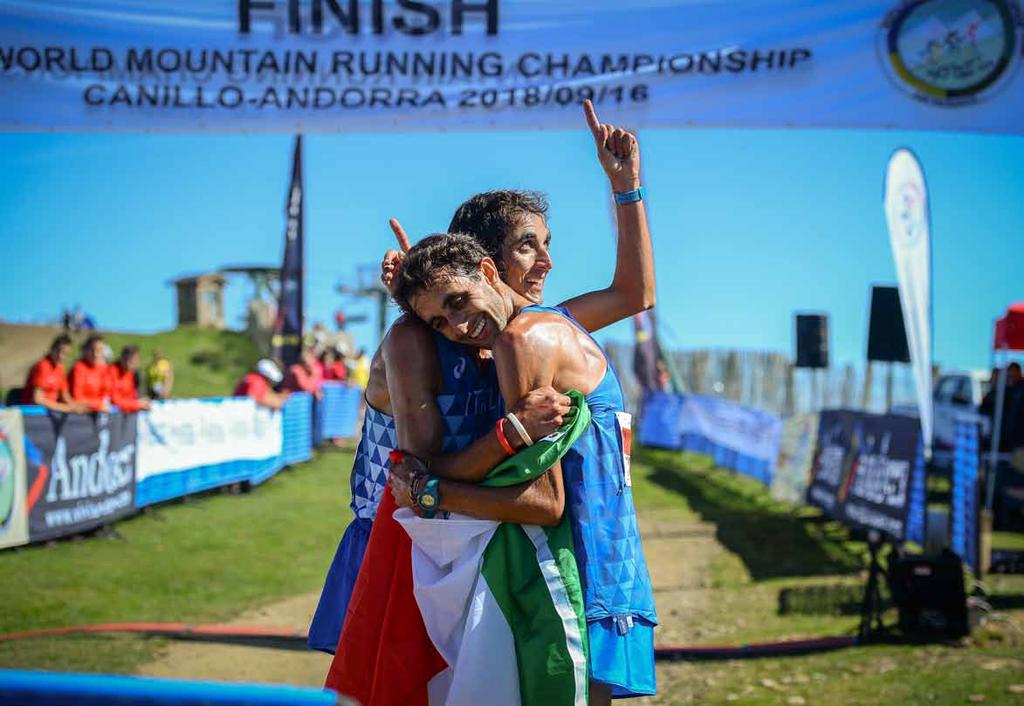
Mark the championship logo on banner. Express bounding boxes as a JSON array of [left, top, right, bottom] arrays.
[[22, 411, 137, 543], [807, 409, 922, 539], [0, 409, 29, 550], [884, 148, 933, 453], [1, 0, 1022, 132]]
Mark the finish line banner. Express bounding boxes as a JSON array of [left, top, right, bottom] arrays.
[[2, 0, 1023, 132]]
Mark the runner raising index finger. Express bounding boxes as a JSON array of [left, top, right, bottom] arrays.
[[389, 217, 412, 253], [381, 218, 412, 292]]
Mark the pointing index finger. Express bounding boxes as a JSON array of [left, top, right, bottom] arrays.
[[583, 99, 602, 140], [389, 218, 412, 253]]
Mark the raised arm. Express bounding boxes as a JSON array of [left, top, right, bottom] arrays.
[[558, 100, 655, 333]]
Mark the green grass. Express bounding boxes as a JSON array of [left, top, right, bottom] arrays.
[[0, 449, 353, 673], [100, 326, 261, 399], [2, 443, 1023, 705], [0, 324, 260, 401], [631, 447, 1024, 706]]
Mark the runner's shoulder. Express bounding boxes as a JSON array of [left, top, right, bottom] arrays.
[[383, 314, 433, 352], [495, 309, 577, 356]]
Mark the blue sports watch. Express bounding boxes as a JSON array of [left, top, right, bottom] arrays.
[[613, 186, 644, 205]]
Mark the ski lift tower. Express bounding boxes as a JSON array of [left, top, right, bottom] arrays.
[[336, 264, 389, 347]]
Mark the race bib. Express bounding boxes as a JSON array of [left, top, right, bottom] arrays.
[[615, 412, 632, 488]]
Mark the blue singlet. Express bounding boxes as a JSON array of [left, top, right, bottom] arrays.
[[523, 305, 658, 699]]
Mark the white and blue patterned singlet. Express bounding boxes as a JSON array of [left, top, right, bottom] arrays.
[[308, 331, 502, 653]]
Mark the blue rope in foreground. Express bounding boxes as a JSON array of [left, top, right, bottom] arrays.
[[0, 670, 350, 706]]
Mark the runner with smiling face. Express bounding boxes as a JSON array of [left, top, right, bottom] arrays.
[[390, 229, 658, 704], [309, 100, 655, 660], [317, 101, 655, 700]]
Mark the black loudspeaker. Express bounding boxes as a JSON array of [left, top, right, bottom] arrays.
[[887, 549, 969, 638], [795, 314, 829, 369], [867, 286, 911, 363]]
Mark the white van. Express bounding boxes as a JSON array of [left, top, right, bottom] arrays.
[[933, 370, 990, 464]]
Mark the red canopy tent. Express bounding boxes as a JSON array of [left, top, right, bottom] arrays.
[[986, 303, 1024, 510], [993, 303, 1024, 351]]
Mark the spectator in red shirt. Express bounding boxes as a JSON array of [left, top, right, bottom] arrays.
[[109, 345, 152, 413], [281, 347, 325, 399], [234, 358, 290, 410], [69, 334, 111, 413], [21, 334, 87, 413], [321, 346, 349, 382]]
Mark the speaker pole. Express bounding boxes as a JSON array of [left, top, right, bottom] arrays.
[[862, 360, 874, 410], [885, 362, 895, 413]]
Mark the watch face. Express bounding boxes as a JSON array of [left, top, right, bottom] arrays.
[[421, 495, 436, 508]]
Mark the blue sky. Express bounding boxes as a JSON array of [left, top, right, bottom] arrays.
[[1, 126, 1021, 372]]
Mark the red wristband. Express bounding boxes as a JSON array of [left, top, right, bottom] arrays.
[[495, 418, 517, 456]]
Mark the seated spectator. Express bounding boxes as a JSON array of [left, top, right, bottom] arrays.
[[146, 349, 174, 400], [69, 335, 111, 413], [20, 334, 87, 413], [109, 346, 152, 413], [281, 347, 325, 399], [235, 358, 290, 410], [321, 347, 348, 382]]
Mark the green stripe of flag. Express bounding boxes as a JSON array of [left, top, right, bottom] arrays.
[[482, 520, 588, 706]]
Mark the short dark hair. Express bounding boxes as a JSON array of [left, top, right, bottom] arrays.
[[119, 345, 139, 365], [82, 334, 104, 352], [447, 190, 548, 269], [393, 233, 489, 316], [48, 334, 72, 355], [1010, 362, 1022, 374]]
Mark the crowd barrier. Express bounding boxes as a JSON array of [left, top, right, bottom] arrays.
[[0, 670, 349, 706], [637, 395, 928, 545], [638, 391, 783, 485], [0, 382, 362, 551], [951, 416, 982, 574]]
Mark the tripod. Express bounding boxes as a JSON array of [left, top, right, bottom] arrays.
[[858, 531, 889, 640]]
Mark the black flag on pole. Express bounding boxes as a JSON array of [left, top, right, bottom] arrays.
[[273, 134, 304, 369], [633, 309, 667, 392]]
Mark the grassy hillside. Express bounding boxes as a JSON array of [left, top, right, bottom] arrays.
[[0, 324, 260, 400]]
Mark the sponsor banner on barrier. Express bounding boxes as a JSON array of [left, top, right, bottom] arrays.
[[136, 397, 282, 481], [22, 410, 137, 542], [807, 409, 922, 539], [770, 413, 820, 505], [678, 395, 783, 467], [1, 0, 1022, 132], [0, 409, 29, 549]]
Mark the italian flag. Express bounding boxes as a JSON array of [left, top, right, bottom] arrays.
[[326, 393, 592, 706]]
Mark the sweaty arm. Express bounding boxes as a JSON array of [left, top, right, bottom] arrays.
[[384, 317, 569, 485], [557, 102, 655, 333], [382, 317, 444, 460], [427, 320, 569, 527]]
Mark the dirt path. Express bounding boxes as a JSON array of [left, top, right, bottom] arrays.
[[137, 591, 331, 686], [137, 512, 723, 694]]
